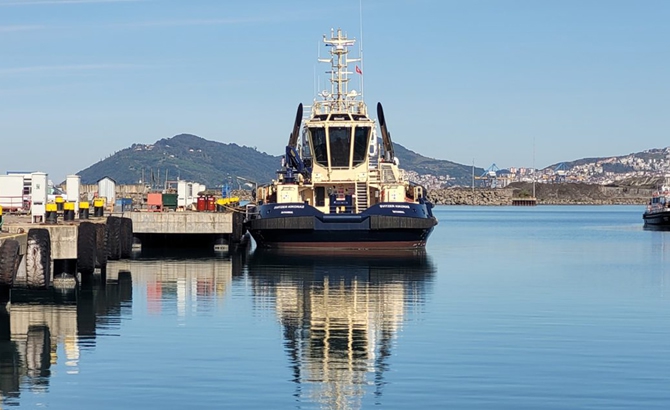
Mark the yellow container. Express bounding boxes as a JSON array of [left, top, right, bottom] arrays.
[[80, 201, 90, 209], [93, 198, 105, 208], [64, 202, 75, 211], [55, 196, 65, 204], [46, 203, 58, 212], [0, 205, 3, 216]]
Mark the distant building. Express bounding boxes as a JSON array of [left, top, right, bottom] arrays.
[[97, 176, 116, 205]]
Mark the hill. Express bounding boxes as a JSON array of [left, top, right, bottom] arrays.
[[77, 134, 281, 187], [76, 134, 481, 187], [540, 147, 670, 184]]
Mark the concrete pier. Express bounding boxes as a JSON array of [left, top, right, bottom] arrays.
[[0, 215, 134, 289], [0, 232, 27, 254], [121, 210, 247, 251], [127, 212, 232, 234]]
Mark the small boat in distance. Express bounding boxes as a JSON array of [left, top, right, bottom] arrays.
[[244, 28, 438, 250], [643, 176, 670, 229]]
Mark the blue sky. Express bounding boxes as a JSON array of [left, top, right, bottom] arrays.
[[1, 0, 668, 182]]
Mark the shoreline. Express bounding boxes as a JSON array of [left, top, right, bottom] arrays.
[[426, 186, 649, 206]]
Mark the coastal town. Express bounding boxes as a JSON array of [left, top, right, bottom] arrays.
[[407, 147, 670, 190]]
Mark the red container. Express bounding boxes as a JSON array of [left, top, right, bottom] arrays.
[[196, 196, 206, 212], [206, 196, 216, 211]]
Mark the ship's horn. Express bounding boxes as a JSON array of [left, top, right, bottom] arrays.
[[288, 103, 303, 148], [377, 102, 395, 161]]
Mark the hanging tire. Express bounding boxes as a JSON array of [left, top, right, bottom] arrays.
[[94, 223, 108, 269], [77, 222, 97, 276], [106, 216, 121, 261], [26, 228, 51, 289], [120, 218, 133, 259], [0, 239, 20, 287]]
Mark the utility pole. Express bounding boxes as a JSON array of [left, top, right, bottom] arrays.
[[471, 158, 475, 192]]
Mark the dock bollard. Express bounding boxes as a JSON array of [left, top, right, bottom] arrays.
[[216, 198, 225, 212], [45, 203, 58, 224], [79, 201, 90, 220], [93, 198, 105, 217], [55, 196, 65, 213], [63, 202, 75, 221]]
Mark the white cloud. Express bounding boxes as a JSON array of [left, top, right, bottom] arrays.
[[114, 16, 284, 28], [0, 0, 147, 6], [0, 24, 47, 32], [0, 63, 148, 75]]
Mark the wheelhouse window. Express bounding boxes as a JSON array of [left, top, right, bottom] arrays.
[[309, 128, 328, 166], [353, 127, 370, 166], [328, 126, 351, 167]]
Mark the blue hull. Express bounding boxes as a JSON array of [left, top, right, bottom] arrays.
[[246, 202, 437, 250], [643, 210, 670, 229]]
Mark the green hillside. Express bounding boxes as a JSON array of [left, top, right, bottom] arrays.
[[77, 134, 281, 187], [77, 133, 477, 187], [393, 144, 483, 185]]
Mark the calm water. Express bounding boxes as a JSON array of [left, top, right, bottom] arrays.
[[2, 205, 670, 409]]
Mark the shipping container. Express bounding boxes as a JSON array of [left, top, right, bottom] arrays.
[[162, 193, 178, 210]]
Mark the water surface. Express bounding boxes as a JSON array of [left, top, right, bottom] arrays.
[[2, 205, 669, 409]]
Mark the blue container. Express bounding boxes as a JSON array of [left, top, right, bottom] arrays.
[[115, 198, 133, 212]]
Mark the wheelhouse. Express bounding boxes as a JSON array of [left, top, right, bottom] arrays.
[[306, 123, 372, 170]]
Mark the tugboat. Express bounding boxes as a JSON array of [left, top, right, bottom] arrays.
[[245, 28, 438, 250], [643, 176, 670, 229]]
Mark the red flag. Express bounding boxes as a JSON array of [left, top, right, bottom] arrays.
[[355, 65, 362, 75]]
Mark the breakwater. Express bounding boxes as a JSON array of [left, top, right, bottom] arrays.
[[427, 184, 651, 206]]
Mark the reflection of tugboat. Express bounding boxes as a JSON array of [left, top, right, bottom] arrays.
[[644, 176, 670, 229], [246, 249, 434, 408], [247, 249, 435, 278], [245, 29, 437, 250]]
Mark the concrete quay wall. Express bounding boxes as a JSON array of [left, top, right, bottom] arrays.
[[127, 212, 233, 234], [5, 224, 79, 260], [0, 232, 27, 256]]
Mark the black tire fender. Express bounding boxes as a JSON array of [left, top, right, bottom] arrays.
[[0, 239, 21, 286], [26, 228, 51, 289], [77, 222, 97, 275]]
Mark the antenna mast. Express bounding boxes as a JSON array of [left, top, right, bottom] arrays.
[[318, 28, 363, 114], [532, 137, 536, 198], [359, 0, 364, 99]]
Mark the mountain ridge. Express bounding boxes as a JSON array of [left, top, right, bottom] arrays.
[[76, 133, 480, 187], [76, 133, 670, 188]]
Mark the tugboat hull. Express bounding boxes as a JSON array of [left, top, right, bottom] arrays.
[[246, 203, 437, 250], [643, 211, 670, 229]]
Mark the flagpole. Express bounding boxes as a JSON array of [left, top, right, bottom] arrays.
[[359, 0, 364, 99]]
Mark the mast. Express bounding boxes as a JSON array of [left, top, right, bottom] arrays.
[[359, 0, 364, 99], [532, 137, 536, 198], [318, 28, 363, 115]]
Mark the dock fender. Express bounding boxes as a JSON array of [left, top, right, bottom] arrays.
[[26, 228, 51, 289], [77, 222, 97, 276], [0, 239, 20, 286]]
